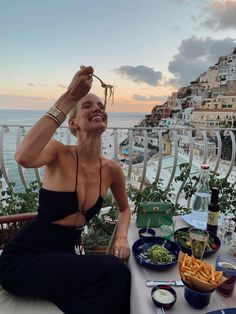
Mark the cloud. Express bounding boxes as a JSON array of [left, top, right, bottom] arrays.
[[27, 82, 47, 87], [114, 65, 162, 86], [57, 83, 67, 89], [168, 36, 236, 86], [0, 94, 54, 109], [133, 94, 168, 102], [202, 0, 236, 30]]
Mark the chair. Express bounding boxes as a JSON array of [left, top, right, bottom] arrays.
[[0, 212, 37, 249]]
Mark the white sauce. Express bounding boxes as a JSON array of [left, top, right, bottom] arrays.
[[140, 232, 152, 237], [153, 289, 175, 304]]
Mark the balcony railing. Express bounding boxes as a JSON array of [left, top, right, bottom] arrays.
[[0, 124, 236, 208]]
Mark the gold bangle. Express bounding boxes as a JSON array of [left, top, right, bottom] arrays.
[[46, 105, 67, 125], [44, 113, 61, 127], [55, 104, 67, 116]]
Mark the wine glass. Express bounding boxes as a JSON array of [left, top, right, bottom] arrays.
[[189, 228, 209, 260]]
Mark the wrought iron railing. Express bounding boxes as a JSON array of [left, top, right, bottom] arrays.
[[0, 124, 236, 207]]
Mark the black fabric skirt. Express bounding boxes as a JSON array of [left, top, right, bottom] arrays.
[[0, 218, 131, 314]]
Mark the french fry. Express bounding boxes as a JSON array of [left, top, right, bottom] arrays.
[[181, 253, 187, 271], [211, 264, 215, 282], [216, 271, 223, 282], [199, 270, 209, 280]]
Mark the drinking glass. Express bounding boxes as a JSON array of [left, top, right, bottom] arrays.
[[215, 254, 236, 297], [159, 217, 175, 240], [189, 228, 209, 259]]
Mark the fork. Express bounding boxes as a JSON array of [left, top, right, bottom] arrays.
[[92, 74, 114, 109], [157, 307, 165, 314]]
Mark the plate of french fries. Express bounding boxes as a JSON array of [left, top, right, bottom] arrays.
[[178, 252, 227, 292]]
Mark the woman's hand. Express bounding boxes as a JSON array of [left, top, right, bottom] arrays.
[[65, 65, 94, 103], [112, 236, 130, 262]]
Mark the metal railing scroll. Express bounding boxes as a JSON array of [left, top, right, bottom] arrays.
[[0, 124, 235, 208]]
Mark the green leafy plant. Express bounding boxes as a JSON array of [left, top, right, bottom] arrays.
[[0, 181, 18, 216], [209, 172, 236, 215], [82, 199, 118, 254], [174, 163, 236, 216], [174, 163, 199, 200], [0, 171, 40, 216], [127, 179, 174, 214]]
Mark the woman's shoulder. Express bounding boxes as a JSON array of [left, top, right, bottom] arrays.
[[48, 140, 75, 156], [102, 157, 123, 174]]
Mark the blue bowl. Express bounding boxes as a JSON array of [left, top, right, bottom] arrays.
[[132, 236, 180, 271], [151, 285, 177, 310], [184, 282, 214, 309], [174, 227, 221, 257], [138, 228, 156, 238]]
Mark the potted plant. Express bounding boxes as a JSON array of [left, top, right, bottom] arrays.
[[0, 171, 39, 248], [127, 178, 174, 215], [82, 203, 118, 254], [174, 163, 236, 216]]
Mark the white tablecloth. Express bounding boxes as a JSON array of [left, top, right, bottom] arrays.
[[128, 216, 236, 314]]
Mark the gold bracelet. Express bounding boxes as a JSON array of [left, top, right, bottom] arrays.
[[46, 105, 67, 125], [55, 104, 67, 116], [44, 113, 61, 127]]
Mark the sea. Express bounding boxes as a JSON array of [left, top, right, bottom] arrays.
[[0, 109, 147, 190], [0, 109, 147, 128]]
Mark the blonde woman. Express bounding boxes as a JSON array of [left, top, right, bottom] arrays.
[[0, 66, 131, 314]]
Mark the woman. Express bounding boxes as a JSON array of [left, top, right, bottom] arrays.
[[0, 66, 131, 314]]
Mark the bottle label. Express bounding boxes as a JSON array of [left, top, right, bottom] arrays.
[[207, 211, 219, 226]]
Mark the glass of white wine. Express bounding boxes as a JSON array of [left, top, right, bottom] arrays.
[[189, 228, 209, 259]]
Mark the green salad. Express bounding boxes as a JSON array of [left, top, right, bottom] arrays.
[[175, 230, 218, 251], [147, 245, 174, 264]]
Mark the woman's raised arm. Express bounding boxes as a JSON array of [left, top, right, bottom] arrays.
[[15, 66, 94, 168]]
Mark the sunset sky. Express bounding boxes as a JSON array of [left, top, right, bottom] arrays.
[[0, 0, 236, 112]]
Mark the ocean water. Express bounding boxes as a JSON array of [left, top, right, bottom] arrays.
[[0, 109, 147, 190], [0, 109, 146, 128]]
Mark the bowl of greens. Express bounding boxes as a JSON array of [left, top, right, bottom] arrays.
[[132, 236, 180, 270], [174, 227, 221, 257]]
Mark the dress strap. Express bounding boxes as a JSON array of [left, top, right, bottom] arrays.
[[75, 148, 79, 191], [99, 158, 102, 195]]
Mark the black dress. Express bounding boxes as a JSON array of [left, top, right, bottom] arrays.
[[0, 154, 131, 314]]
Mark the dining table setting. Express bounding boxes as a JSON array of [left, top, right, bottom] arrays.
[[127, 215, 236, 314]]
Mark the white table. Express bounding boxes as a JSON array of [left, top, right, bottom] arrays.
[[128, 216, 236, 314]]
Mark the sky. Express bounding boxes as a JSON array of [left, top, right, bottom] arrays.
[[0, 0, 236, 112]]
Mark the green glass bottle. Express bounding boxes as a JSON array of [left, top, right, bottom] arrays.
[[206, 187, 220, 235]]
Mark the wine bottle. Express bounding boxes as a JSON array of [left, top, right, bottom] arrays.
[[207, 187, 220, 235]]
